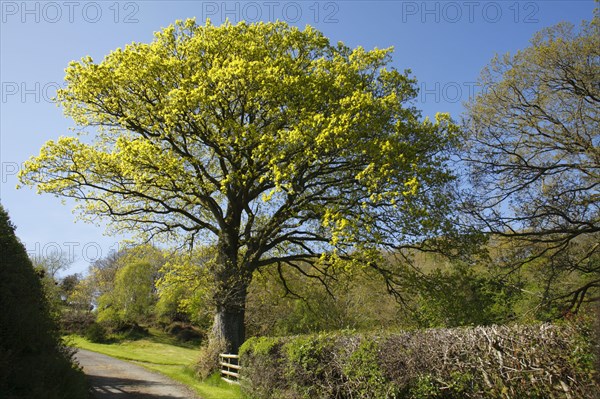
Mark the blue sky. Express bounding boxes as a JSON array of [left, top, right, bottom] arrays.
[[0, 0, 596, 276]]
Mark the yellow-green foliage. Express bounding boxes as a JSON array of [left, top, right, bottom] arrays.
[[18, 18, 457, 257], [155, 247, 214, 327], [245, 256, 521, 336], [246, 263, 379, 336], [17, 18, 462, 354], [97, 260, 157, 326]]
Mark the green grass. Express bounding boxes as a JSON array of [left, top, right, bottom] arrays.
[[65, 331, 243, 399]]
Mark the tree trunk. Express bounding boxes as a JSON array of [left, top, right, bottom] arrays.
[[211, 289, 247, 354], [209, 234, 251, 354]]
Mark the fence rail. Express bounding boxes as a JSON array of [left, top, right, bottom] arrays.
[[219, 353, 240, 384]]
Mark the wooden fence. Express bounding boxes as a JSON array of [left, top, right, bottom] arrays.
[[219, 353, 241, 384]]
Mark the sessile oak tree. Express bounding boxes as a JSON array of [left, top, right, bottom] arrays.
[[19, 20, 458, 352]]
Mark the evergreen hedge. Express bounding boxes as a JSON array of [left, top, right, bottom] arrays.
[[0, 205, 88, 398]]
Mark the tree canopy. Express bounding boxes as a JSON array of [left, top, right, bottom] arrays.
[[463, 14, 599, 313], [19, 19, 459, 352]]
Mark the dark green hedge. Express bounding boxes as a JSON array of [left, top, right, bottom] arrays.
[[240, 322, 599, 398], [0, 205, 88, 399]]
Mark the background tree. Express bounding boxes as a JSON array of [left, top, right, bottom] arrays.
[[245, 261, 415, 336], [81, 245, 163, 311], [31, 250, 73, 279], [85, 245, 163, 328], [30, 252, 76, 323], [155, 247, 214, 329], [60, 273, 97, 334], [60, 273, 81, 296], [163, 249, 520, 337], [463, 13, 600, 314], [19, 20, 459, 353], [0, 204, 87, 398], [97, 260, 158, 327]]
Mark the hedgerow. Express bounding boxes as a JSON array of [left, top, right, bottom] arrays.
[[239, 321, 599, 398], [0, 205, 88, 399]]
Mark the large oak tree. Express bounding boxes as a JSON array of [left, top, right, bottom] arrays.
[[20, 20, 458, 352]]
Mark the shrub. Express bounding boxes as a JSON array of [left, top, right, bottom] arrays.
[[239, 336, 286, 398], [240, 321, 599, 399], [165, 322, 203, 343], [85, 322, 108, 343], [177, 328, 203, 343], [343, 338, 394, 398], [112, 323, 149, 340], [195, 334, 228, 380], [60, 308, 95, 334]]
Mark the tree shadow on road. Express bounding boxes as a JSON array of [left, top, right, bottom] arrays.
[[86, 374, 194, 398]]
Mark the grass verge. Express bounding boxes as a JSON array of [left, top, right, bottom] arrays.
[[65, 332, 243, 399]]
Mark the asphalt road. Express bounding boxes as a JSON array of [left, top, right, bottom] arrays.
[[75, 349, 200, 399]]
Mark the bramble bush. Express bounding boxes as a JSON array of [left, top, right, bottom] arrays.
[[240, 320, 599, 399]]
